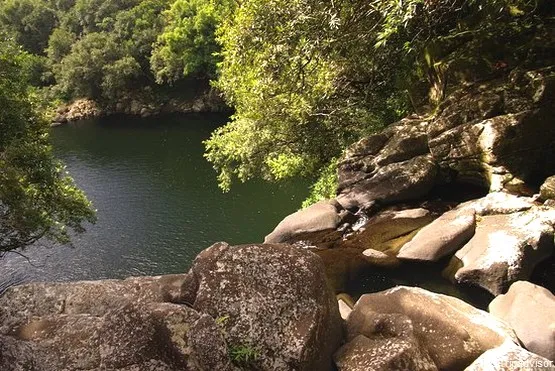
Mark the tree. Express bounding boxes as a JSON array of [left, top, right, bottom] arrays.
[[205, 0, 550, 196], [54, 32, 121, 99], [0, 37, 95, 253], [0, 0, 58, 54], [150, 0, 235, 83]]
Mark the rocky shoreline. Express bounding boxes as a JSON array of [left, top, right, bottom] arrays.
[[2, 67, 554, 370], [51, 88, 229, 125]]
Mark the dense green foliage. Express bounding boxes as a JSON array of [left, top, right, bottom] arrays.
[[1, 0, 551, 206], [205, 0, 552, 193], [0, 0, 171, 101], [0, 38, 95, 252], [150, 0, 235, 83]]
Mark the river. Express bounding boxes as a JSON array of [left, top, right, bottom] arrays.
[[0, 114, 309, 291]]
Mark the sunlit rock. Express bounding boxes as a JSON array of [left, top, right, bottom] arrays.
[[489, 281, 555, 361], [398, 207, 476, 262], [338, 286, 518, 370], [465, 341, 554, 371], [444, 207, 555, 295]]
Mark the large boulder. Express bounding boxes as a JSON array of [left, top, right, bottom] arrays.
[[337, 116, 437, 211], [489, 281, 555, 361], [465, 341, 554, 371], [0, 274, 230, 371], [339, 286, 517, 370], [398, 206, 476, 262], [190, 242, 343, 371], [444, 206, 555, 295], [0, 243, 344, 371]]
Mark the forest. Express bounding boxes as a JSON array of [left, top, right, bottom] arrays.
[[0, 0, 552, 250]]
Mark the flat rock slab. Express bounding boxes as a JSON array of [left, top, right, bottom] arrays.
[[464, 192, 535, 216], [489, 281, 555, 361], [398, 207, 476, 262], [444, 207, 555, 295], [342, 286, 518, 370]]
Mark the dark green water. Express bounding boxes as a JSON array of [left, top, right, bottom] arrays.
[[0, 114, 309, 290]]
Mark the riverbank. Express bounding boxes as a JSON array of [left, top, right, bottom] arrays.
[[52, 86, 229, 125]]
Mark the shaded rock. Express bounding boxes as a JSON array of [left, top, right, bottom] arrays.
[[0, 301, 195, 370], [465, 341, 554, 371], [188, 314, 233, 370], [191, 242, 343, 371], [428, 68, 555, 191], [540, 175, 555, 201], [337, 154, 438, 210], [334, 334, 437, 371], [264, 199, 347, 245], [314, 248, 374, 293], [489, 281, 555, 361], [342, 208, 434, 256], [444, 207, 555, 295], [0, 274, 193, 332], [398, 207, 476, 262], [345, 286, 518, 370]]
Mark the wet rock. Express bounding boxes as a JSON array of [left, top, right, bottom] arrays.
[[397, 207, 476, 262], [489, 281, 555, 361], [465, 341, 554, 371], [344, 286, 518, 370], [540, 175, 555, 201], [264, 199, 347, 245], [191, 242, 343, 371], [444, 207, 555, 295]]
